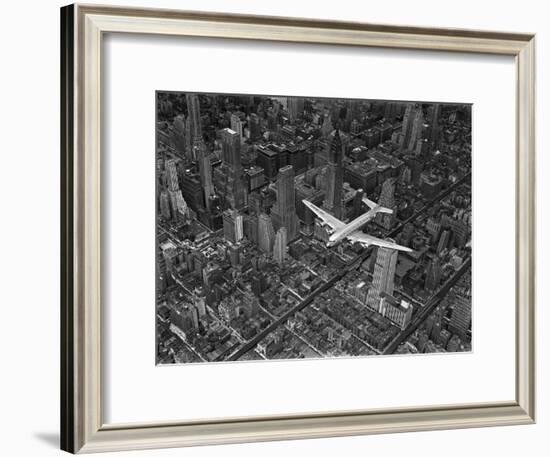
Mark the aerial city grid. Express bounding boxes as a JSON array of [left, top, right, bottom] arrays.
[[156, 92, 472, 364]]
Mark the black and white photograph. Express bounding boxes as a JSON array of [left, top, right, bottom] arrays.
[[155, 92, 472, 364]]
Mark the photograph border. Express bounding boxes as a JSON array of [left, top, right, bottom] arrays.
[[61, 3, 535, 453], [153, 89, 474, 365]]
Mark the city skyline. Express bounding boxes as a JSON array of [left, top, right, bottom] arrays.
[[156, 91, 472, 364]]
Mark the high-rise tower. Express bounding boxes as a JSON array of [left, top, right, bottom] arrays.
[[186, 93, 202, 141], [271, 165, 299, 241], [164, 159, 190, 223], [429, 103, 441, 149], [366, 243, 399, 311], [449, 295, 471, 341], [273, 227, 288, 265], [222, 209, 244, 244], [323, 129, 344, 219], [407, 107, 425, 151], [400, 103, 423, 150], [425, 256, 442, 291], [195, 139, 214, 210], [287, 97, 304, 122], [219, 128, 245, 210], [258, 213, 275, 253], [376, 178, 396, 230], [165, 159, 180, 192]]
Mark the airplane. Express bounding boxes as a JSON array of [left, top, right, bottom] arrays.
[[302, 197, 413, 253]]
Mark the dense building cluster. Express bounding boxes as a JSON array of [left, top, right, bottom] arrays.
[[155, 92, 472, 364]]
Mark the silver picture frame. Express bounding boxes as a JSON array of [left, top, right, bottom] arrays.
[[61, 3, 536, 453]]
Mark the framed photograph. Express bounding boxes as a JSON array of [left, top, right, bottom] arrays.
[[61, 4, 535, 454]]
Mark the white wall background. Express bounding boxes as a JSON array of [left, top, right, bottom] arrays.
[[0, 0, 546, 456]]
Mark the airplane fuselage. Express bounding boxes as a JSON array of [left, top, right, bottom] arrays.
[[327, 207, 378, 245]]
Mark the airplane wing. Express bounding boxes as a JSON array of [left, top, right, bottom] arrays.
[[302, 200, 345, 231], [347, 231, 413, 253], [362, 196, 378, 210], [362, 196, 393, 214]]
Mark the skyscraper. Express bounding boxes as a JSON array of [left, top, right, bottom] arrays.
[[320, 114, 333, 137], [425, 256, 442, 292], [195, 140, 214, 210], [258, 213, 275, 253], [230, 113, 243, 142], [376, 178, 396, 230], [222, 209, 244, 244], [429, 103, 441, 149], [400, 103, 414, 148], [165, 159, 180, 192], [366, 243, 399, 311], [186, 93, 202, 142], [437, 229, 451, 254], [168, 190, 190, 223], [219, 128, 245, 210], [323, 129, 344, 219], [271, 165, 300, 241], [449, 295, 471, 341], [400, 103, 423, 150], [407, 107, 425, 151], [273, 227, 288, 265], [192, 286, 207, 318], [159, 191, 171, 220], [287, 97, 304, 122], [165, 159, 190, 223], [249, 113, 261, 140], [171, 114, 186, 156]]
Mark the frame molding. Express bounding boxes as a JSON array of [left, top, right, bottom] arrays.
[[61, 3, 536, 453]]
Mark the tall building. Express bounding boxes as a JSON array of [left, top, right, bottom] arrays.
[[171, 114, 186, 156], [375, 178, 396, 230], [230, 113, 243, 142], [165, 159, 190, 222], [273, 227, 288, 265], [407, 107, 425, 151], [170, 304, 199, 333], [256, 146, 279, 180], [258, 213, 275, 253], [323, 129, 344, 219], [366, 243, 399, 311], [437, 229, 451, 254], [266, 108, 278, 132], [400, 103, 423, 150], [425, 257, 442, 291], [287, 97, 304, 122], [271, 165, 300, 241], [429, 103, 441, 149], [227, 244, 241, 266], [243, 214, 259, 245], [184, 115, 193, 159], [251, 271, 267, 296], [195, 139, 214, 210], [222, 209, 244, 244], [165, 159, 180, 192], [192, 287, 207, 318], [186, 93, 202, 142], [159, 191, 171, 219], [320, 114, 333, 137], [379, 294, 413, 330], [449, 295, 471, 341], [249, 113, 261, 140], [218, 128, 245, 210], [168, 190, 190, 223], [245, 166, 265, 192], [400, 103, 414, 148]]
